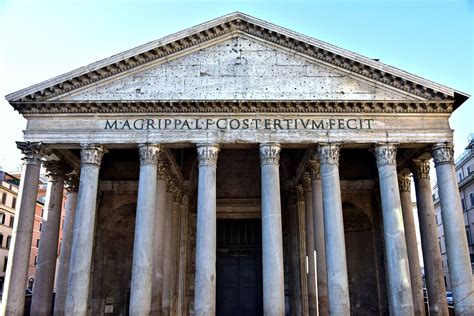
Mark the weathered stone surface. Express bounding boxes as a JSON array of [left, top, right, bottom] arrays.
[[62, 37, 411, 102]]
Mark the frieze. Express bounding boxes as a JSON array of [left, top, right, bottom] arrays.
[[12, 17, 453, 103], [12, 100, 454, 114], [104, 117, 374, 131]]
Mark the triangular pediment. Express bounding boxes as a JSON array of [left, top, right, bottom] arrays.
[[59, 36, 413, 101], [6, 12, 467, 111]]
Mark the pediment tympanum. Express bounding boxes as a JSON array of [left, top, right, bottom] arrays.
[[59, 36, 412, 102]]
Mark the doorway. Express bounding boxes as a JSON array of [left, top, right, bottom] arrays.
[[216, 219, 263, 316]]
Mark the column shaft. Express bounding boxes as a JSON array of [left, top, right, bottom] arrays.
[[162, 189, 173, 315], [54, 174, 79, 316], [308, 159, 328, 316], [170, 196, 181, 315], [65, 145, 105, 315], [1, 142, 45, 316], [319, 144, 350, 315], [151, 163, 168, 314], [302, 174, 318, 315], [130, 144, 160, 315], [374, 144, 413, 315], [177, 193, 190, 315], [194, 144, 219, 315], [398, 174, 426, 316], [297, 188, 310, 316], [31, 161, 69, 315], [432, 143, 474, 314], [260, 143, 285, 315], [412, 160, 448, 315]]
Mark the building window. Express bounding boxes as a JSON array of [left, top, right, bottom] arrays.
[[1, 192, 6, 205], [39, 222, 42, 232], [0, 213, 5, 225], [3, 257, 7, 272], [34, 255, 37, 266], [11, 197, 16, 209], [28, 278, 34, 290], [459, 172, 463, 181], [462, 198, 466, 211], [36, 239, 40, 248], [468, 166, 472, 174], [467, 226, 472, 245], [6, 236, 11, 249], [0, 234, 3, 248], [9, 216, 14, 228], [471, 193, 474, 207]]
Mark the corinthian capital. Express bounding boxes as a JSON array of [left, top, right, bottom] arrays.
[[411, 159, 430, 179], [259, 143, 280, 166], [138, 144, 160, 166], [301, 173, 312, 192], [16, 141, 49, 166], [306, 159, 320, 180], [374, 143, 397, 167], [431, 143, 454, 166], [398, 174, 411, 192], [157, 160, 170, 180], [80, 144, 106, 167], [43, 160, 72, 180], [65, 173, 80, 193], [296, 185, 304, 202], [319, 143, 340, 166], [197, 144, 219, 167]]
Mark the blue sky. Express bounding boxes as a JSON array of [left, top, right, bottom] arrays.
[[0, 0, 472, 170]]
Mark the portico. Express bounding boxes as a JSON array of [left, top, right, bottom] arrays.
[[3, 12, 473, 316]]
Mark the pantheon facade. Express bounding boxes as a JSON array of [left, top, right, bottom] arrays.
[[3, 12, 473, 316]]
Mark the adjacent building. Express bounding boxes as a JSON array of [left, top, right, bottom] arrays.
[[434, 134, 474, 291], [0, 171, 67, 295]]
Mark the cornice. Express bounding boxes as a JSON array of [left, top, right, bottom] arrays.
[[12, 100, 454, 115], [6, 13, 463, 106]]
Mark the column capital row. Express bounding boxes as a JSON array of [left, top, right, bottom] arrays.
[[259, 143, 281, 166], [80, 144, 107, 167], [431, 143, 454, 166], [43, 160, 73, 180], [16, 141, 50, 166], [197, 143, 220, 167], [138, 144, 161, 166]]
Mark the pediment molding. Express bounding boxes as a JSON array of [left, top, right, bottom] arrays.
[[6, 12, 467, 107], [13, 100, 453, 114]]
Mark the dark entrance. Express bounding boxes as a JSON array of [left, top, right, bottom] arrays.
[[216, 219, 263, 316]]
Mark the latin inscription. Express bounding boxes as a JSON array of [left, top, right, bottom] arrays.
[[104, 118, 374, 131]]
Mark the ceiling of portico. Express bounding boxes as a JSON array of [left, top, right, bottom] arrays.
[[6, 12, 468, 112]]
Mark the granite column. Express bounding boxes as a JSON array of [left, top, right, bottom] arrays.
[[302, 173, 318, 315], [65, 144, 105, 315], [260, 143, 285, 315], [319, 143, 350, 315], [1, 142, 46, 316], [398, 173, 426, 316], [31, 160, 70, 315], [374, 143, 413, 315], [54, 173, 79, 316], [432, 143, 474, 314], [307, 159, 328, 316], [412, 159, 448, 315], [129, 144, 161, 315], [194, 144, 219, 315]]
